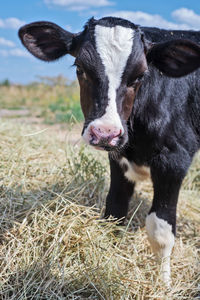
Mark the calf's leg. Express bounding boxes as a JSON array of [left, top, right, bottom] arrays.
[[146, 153, 189, 286], [104, 155, 135, 222]]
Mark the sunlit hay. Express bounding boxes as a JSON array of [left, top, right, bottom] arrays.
[[0, 120, 199, 299]]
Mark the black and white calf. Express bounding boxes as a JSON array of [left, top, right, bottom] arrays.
[[19, 17, 200, 286]]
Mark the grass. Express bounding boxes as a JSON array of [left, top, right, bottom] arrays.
[[47, 97, 83, 124], [0, 78, 83, 124], [0, 120, 199, 299]]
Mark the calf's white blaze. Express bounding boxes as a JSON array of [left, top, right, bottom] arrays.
[[146, 212, 175, 287], [94, 25, 134, 130], [82, 25, 134, 142]]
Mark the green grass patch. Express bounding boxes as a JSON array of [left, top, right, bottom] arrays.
[[47, 97, 83, 123]]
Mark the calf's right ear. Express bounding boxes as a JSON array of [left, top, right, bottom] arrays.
[[147, 39, 200, 77], [18, 21, 81, 61]]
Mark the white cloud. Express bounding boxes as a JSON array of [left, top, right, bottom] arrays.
[[0, 19, 4, 27], [10, 48, 31, 57], [105, 9, 200, 30], [45, 0, 114, 11], [0, 50, 8, 56], [0, 37, 15, 47], [172, 8, 200, 29], [65, 24, 72, 31], [0, 48, 31, 58], [0, 17, 25, 30]]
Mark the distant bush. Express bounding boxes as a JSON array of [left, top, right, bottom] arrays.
[[36, 74, 71, 86], [0, 79, 11, 87]]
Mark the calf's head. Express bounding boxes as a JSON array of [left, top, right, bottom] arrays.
[[19, 17, 200, 151]]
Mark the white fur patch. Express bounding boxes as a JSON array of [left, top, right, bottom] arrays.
[[146, 212, 175, 286], [82, 25, 134, 141], [120, 157, 150, 183]]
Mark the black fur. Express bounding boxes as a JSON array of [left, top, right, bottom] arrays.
[[107, 27, 200, 233], [104, 156, 135, 221]]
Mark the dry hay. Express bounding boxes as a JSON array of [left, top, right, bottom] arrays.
[[0, 120, 199, 299]]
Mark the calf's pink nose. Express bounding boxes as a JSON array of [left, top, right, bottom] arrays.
[[90, 126, 122, 146]]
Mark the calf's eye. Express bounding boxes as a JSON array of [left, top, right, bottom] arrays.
[[76, 66, 87, 80], [76, 66, 83, 75], [127, 74, 144, 88], [137, 74, 144, 81]]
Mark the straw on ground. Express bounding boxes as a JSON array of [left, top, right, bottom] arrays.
[[0, 120, 199, 299]]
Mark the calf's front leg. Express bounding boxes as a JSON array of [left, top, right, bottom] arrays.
[[146, 156, 187, 286], [104, 155, 135, 222]]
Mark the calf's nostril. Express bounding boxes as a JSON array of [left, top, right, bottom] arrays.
[[118, 129, 122, 137], [91, 126, 100, 138]]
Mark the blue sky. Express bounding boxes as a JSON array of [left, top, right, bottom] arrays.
[[1, 0, 200, 84]]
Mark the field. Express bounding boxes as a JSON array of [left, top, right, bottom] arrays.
[[0, 78, 199, 299], [0, 77, 83, 124]]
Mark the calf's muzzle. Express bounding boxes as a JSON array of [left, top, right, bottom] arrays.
[[89, 125, 122, 148]]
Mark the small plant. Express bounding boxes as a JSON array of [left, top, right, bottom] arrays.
[[67, 145, 107, 200], [68, 146, 106, 181]]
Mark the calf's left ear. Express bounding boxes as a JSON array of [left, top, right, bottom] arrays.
[[18, 21, 81, 61], [147, 39, 200, 77]]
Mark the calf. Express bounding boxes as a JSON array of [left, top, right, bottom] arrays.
[[19, 17, 200, 286]]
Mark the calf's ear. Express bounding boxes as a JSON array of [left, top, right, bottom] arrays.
[[18, 21, 81, 61], [147, 39, 200, 77]]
